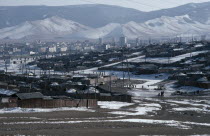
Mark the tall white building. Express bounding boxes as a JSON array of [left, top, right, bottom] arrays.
[[99, 38, 103, 45], [112, 37, 116, 46], [38, 47, 47, 53], [48, 46, 57, 53], [58, 46, 68, 52], [119, 36, 127, 46], [136, 38, 140, 46]]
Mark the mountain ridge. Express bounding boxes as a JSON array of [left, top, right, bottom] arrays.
[[1, 2, 210, 40], [1, 15, 210, 40], [1, 2, 210, 28], [0, 16, 90, 39]]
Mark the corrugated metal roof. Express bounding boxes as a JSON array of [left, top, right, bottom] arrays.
[[16, 92, 44, 100]]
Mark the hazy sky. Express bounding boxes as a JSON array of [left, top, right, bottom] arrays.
[[0, 0, 210, 11]]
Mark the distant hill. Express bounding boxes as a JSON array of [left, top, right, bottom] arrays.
[[1, 2, 210, 28], [1, 2, 210, 40]]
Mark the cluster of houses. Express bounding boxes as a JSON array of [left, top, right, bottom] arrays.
[[1, 39, 210, 108], [36, 48, 142, 72], [0, 72, 132, 108], [100, 41, 210, 95], [171, 72, 210, 89], [0, 92, 97, 108], [0, 42, 69, 57]]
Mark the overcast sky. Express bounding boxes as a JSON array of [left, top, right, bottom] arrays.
[[0, 0, 210, 11]]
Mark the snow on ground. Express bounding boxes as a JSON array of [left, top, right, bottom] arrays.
[[108, 102, 162, 116], [3, 118, 210, 130], [98, 101, 134, 110], [88, 71, 170, 97], [172, 107, 210, 112], [173, 48, 184, 51], [75, 53, 170, 92], [109, 106, 160, 116], [0, 61, 21, 74], [112, 119, 191, 129], [130, 51, 208, 64], [132, 74, 168, 89], [98, 101, 162, 116], [0, 58, 35, 74], [176, 86, 205, 92], [0, 55, 57, 76], [98, 100, 162, 116], [165, 83, 205, 93], [194, 44, 204, 48], [165, 100, 210, 108], [144, 97, 210, 114], [152, 98, 210, 113], [0, 107, 95, 114], [75, 55, 145, 74], [104, 71, 170, 90]]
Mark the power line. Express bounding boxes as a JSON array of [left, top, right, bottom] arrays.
[[80, 0, 99, 5], [127, 0, 161, 9], [154, 0, 182, 6], [81, 0, 189, 11], [81, 0, 162, 10]]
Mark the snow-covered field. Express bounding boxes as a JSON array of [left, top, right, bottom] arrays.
[[3, 118, 210, 130], [0, 107, 95, 114], [130, 51, 208, 64], [0, 98, 210, 131], [98, 101, 134, 110], [99, 101, 161, 116]]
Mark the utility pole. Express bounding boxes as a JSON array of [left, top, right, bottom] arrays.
[[4, 59, 7, 73], [125, 58, 131, 87], [95, 77, 97, 99], [122, 48, 125, 88], [109, 75, 112, 92], [168, 54, 171, 64]]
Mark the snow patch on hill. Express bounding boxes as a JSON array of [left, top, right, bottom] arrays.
[[69, 15, 210, 39], [1, 15, 210, 39], [0, 16, 90, 39]]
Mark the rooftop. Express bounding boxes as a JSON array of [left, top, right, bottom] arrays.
[[16, 92, 44, 100]]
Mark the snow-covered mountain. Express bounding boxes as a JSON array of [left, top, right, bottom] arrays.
[[1, 9, 210, 40], [1, 2, 210, 29], [122, 15, 210, 39], [0, 16, 90, 39], [67, 15, 210, 39], [70, 23, 122, 39]]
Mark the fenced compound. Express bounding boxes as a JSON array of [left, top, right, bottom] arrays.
[[0, 98, 98, 108]]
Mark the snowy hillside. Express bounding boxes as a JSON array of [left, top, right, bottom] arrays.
[[69, 23, 122, 39], [0, 16, 90, 39], [68, 15, 210, 39], [1, 15, 210, 40], [1, 2, 210, 29], [122, 15, 210, 39]]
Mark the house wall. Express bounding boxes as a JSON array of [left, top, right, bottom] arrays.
[[99, 95, 132, 102], [0, 103, 18, 108], [67, 93, 132, 103], [0, 97, 18, 108], [17, 99, 98, 108]]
